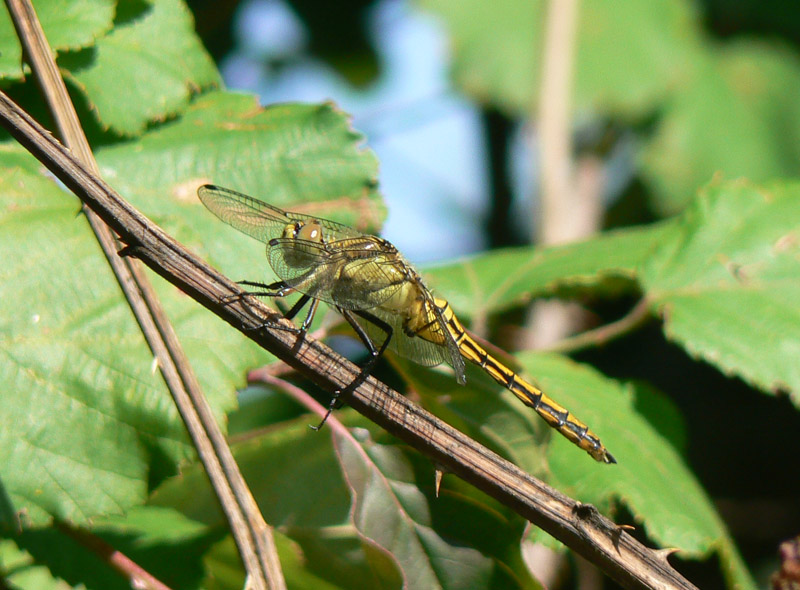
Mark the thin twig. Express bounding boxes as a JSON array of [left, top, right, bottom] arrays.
[[55, 522, 172, 590], [536, 0, 584, 246], [526, 0, 604, 352], [0, 91, 698, 590], [549, 299, 653, 354], [529, 8, 617, 583], [2, 2, 283, 588]]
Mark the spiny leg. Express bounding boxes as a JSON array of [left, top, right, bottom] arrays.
[[286, 296, 319, 332], [312, 308, 393, 430], [222, 279, 294, 305], [224, 280, 316, 335]]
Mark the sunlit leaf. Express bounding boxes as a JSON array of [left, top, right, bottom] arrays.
[[58, 0, 219, 135], [0, 0, 115, 78], [0, 147, 190, 527], [641, 179, 800, 408], [423, 222, 674, 321], [520, 354, 756, 590], [0, 91, 382, 528]]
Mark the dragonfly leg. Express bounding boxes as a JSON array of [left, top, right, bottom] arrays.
[[221, 280, 294, 304], [248, 294, 316, 336], [291, 297, 319, 332], [224, 280, 317, 336], [312, 308, 393, 430]]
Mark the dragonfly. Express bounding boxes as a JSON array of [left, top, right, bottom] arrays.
[[198, 184, 615, 464]]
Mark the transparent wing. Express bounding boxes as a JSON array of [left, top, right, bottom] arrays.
[[421, 294, 466, 381], [198, 184, 292, 243], [353, 292, 467, 380], [198, 184, 365, 243], [266, 238, 344, 304], [268, 236, 407, 310], [357, 306, 450, 368]]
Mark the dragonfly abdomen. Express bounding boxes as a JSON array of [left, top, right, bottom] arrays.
[[442, 307, 615, 464], [506, 372, 614, 464]]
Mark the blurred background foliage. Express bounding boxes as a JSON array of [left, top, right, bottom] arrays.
[[186, 0, 800, 586]]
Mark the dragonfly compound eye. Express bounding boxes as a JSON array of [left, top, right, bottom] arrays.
[[296, 221, 324, 244]]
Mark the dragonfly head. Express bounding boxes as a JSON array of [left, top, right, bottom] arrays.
[[282, 220, 324, 243], [278, 220, 326, 268]]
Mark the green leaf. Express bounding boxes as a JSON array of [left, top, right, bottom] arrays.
[[532, 354, 716, 538], [93, 505, 209, 544], [640, 41, 800, 214], [286, 526, 403, 590], [341, 416, 543, 589], [152, 412, 540, 589], [2, 506, 216, 590], [396, 450, 539, 590], [202, 533, 349, 590], [417, 0, 702, 117], [628, 381, 688, 453], [392, 347, 753, 586], [94, 92, 383, 399], [641, 180, 800, 407], [423, 222, 674, 321], [58, 0, 220, 135], [0, 147, 186, 528], [394, 358, 551, 478], [333, 430, 496, 590], [518, 354, 756, 590], [151, 418, 352, 529], [0, 538, 71, 590], [0, 0, 115, 78]]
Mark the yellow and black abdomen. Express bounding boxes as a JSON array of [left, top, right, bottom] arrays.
[[433, 299, 615, 464]]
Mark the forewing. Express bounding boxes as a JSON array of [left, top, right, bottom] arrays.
[[296, 214, 365, 241], [198, 184, 292, 243]]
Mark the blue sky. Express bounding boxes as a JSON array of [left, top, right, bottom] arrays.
[[220, 0, 517, 263]]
